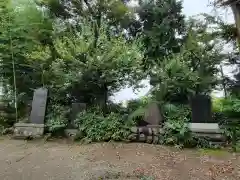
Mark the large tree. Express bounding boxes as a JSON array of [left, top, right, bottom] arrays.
[[41, 22, 143, 109], [0, 0, 55, 117], [1, 0, 144, 118], [217, 0, 240, 44], [150, 16, 225, 103], [127, 0, 185, 71]]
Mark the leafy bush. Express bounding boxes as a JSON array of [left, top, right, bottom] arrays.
[[127, 97, 153, 122], [75, 110, 135, 142], [160, 104, 194, 147], [221, 97, 240, 118], [213, 97, 240, 151], [160, 104, 215, 148], [46, 105, 69, 136], [46, 116, 67, 136], [160, 119, 193, 147], [163, 103, 191, 122]]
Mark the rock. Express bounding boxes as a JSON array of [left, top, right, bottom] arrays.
[[130, 127, 138, 133]]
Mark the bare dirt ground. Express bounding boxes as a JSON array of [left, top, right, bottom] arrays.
[[0, 137, 239, 180]]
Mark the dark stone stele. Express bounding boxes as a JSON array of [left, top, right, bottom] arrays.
[[143, 102, 163, 126], [190, 95, 212, 123], [30, 88, 48, 124], [70, 103, 86, 126]]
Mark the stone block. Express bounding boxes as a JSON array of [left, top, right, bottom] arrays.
[[147, 125, 161, 135], [13, 123, 44, 138], [146, 136, 153, 144], [64, 129, 78, 137], [130, 127, 138, 133], [144, 102, 163, 125], [188, 123, 222, 133], [139, 134, 146, 142], [152, 135, 159, 144]]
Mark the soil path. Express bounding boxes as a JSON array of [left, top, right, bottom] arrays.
[[0, 137, 239, 180]]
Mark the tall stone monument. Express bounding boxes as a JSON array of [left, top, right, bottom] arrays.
[[30, 88, 48, 124], [144, 102, 163, 126]]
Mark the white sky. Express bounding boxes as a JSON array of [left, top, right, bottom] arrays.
[[112, 0, 235, 103]]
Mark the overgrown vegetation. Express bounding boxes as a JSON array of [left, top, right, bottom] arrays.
[[0, 0, 240, 150], [75, 109, 135, 142], [213, 97, 240, 151]]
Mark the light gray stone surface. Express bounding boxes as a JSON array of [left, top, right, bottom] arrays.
[[188, 123, 222, 133], [13, 123, 44, 138], [30, 88, 48, 124]]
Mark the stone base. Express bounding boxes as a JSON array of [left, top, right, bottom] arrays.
[[64, 129, 78, 138], [188, 123, 221, 133], [129, 123, 226, 144], [13, 123, 44, 139]]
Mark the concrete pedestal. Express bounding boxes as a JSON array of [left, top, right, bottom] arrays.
[[13, 123, 44, 138]]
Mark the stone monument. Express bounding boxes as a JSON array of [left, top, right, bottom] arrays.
[[30, 88, 48, 124], [190, 95, 212, 123], [14, 88, 48, 139], [144, 102, 163, 126]]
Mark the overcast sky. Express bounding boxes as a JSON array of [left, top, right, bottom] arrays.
[[112, 0, 235, 103]]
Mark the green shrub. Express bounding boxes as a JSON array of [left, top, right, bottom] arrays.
[[46, 116, 67, 136], [46, 105, 69, 136], [160, 103, 215, 148], [163, 103, 191, 122], [75, 110, 135, 142], [160, 119, 193, 148], [127, 97, 153, 123], [213, 97, 240, 151], [140, 176, 155, 180]]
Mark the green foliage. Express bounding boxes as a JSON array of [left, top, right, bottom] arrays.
[[140, 176, 155, 180], [127, 97, 153, 122], [163, 103, 190, 122], [46, 22, 143, 109], [46, 105, 69, 136], [0, 0, 55, 118], [160, 119, 192, 148], [160, 118, 216, 149], [213, 97, 240, 151], [75, 110, 135, 142], [1, 0, 144, 123], [136, 0, 185, 68], [150, 16, 224, 103], [158, 104, 214, 148]]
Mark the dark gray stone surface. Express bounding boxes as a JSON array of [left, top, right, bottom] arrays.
[[190, 95, 212, 123], [30, 88, 48, 124]]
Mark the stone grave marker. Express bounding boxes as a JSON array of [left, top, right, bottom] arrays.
[[144, 102, 163, 126], [30, 88, 48, 124], [190, 95, 212, 123], [70, 103, 86, 126]]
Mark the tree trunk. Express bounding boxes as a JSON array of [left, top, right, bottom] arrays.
[[230, 3, 240, 47]]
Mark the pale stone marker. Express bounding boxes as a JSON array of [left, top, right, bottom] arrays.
[[144, 102, 163, 125]]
